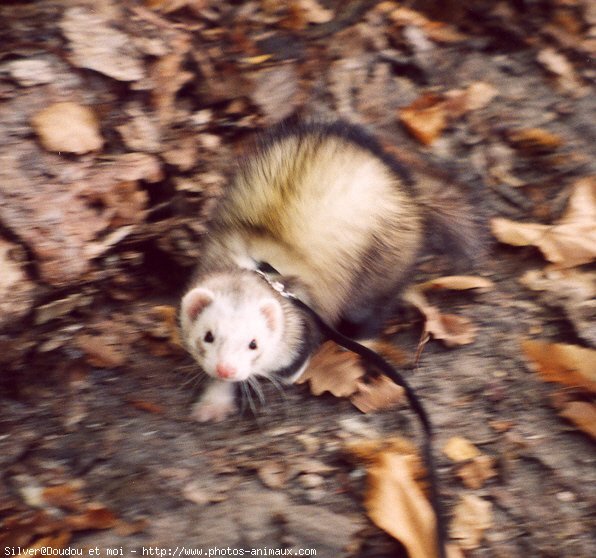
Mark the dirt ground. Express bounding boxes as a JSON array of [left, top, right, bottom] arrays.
[[1, 1, 595, 557]]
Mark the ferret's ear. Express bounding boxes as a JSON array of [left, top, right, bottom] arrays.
[[260, 299, 283, 333], [182, 287, 214, 322]]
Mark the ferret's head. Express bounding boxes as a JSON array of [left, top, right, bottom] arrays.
[[180, 273, 285, 382]]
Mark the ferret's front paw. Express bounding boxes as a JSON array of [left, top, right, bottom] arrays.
[[190, 398, 236, 422], [190, 380, 236, 422]]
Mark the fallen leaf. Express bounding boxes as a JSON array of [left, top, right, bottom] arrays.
[[365, 452, 438, 558], [150, 33, 193, 125], [456, 455, 497, 489], [399, 83, 497, 145], [20, 532, 71, 556], [296, 341, 365, 397], [6, 59, 55, 86], [537, 47, 582, 93], [558, 401, 596, 440], [460, 81, 498, 111], [128, 399, 165, 414], [405, 288, 477, 347], [365, 340, 409, 366], [61, 7, 145, 81], [521, 339, 596, 393], [449, 494, 492, 550], [507, 127, 564, 152], [399, 93, 447, 145], [65, 504, 118, 531], [32, 102, 103, 154], [520, 268, 596, 345], [76, 334, 128, 368], [443, 437, 481, 462], [0, 239, 35, 327], [491, 176, 596, 268], [147, 0, 207, 14], [297, 0, 334, 24], [257, 461, 291, 489], [42, 484, 84, 511], [350, 375, 405, 413], [418, 275, 495, 293], [560, 176, 596, 226]]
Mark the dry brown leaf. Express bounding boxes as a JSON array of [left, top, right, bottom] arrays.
[[507, 127, 564, 152], [399, 83, 496, 145], [20, 532, 71, 556], [297, 0, 334, 23], [0, 239, 35, 327], [350, 375, 405, 413], [521, 339, 596, 393], [491, 218, 596, 267], [443, 437, 481, 462], [128, 399, 166, 414], [365, 452, 438, 558], [150, 33, 193, 125], [32, 102, 103, 154], [146, 0, 207, 14], [365, 340, 409, 366], [450, 494, 492, 550], [65, 504, 118, 531], [257, 461, 290, 489], [42, 484, 84, 511], [537, 47, 583, 93], [418, 275, 495, 293], [404, 288, 477, 347], [491, 176, 596, 268], [520, 267, 596, 346], [152, 305, 183, 347], [76, 334, 128, 368], [456, 455, 497, 489], [460, 81, 498, 111], [61, 7, 145, 81], [560, 176, 596, 226], [346, 436, 420, 467], [558, 401, 596, 440], [399, 93, 447, 145], [296, 341, 365, 397]]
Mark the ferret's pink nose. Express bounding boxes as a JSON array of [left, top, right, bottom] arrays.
[[216, 364, 237, 379]]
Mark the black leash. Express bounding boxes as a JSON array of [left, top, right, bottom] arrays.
[[257, 269, 447, 558]]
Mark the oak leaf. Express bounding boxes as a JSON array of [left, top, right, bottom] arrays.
[[350, 375, 405, 414], [521, 339, 596, 393], [296, 341, 365, 397], [491, 177, 596, 268]]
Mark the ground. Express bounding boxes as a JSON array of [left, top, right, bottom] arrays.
[[0, 1, 595, 557]]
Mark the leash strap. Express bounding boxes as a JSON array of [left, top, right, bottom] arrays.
[[256, 270, 447, 558], [292, 298, 447, 558]]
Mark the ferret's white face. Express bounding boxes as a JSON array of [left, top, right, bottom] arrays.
[[181, 286, 284, 382]]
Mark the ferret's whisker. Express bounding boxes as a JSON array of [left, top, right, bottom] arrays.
[[241, 381, 258, 417], [262, 374, 288, 402], [248, 376, 266, 405]]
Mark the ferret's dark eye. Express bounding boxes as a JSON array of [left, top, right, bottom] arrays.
[[248, 339, 258, 350], [204, 331, 214, 343]]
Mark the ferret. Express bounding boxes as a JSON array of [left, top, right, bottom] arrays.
[[180, 120, 469, 422]]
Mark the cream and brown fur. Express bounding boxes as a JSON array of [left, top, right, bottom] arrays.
[[181, 120, 426, 421]]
